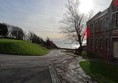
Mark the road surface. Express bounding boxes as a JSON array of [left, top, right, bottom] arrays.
[[0, 50, 66, 83], [0, 50, 96, 83]]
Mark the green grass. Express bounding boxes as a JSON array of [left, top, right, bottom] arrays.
[[0, 38, 48, 55], [80, 60, 118, 83]]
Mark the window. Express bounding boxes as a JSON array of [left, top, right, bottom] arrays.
[[100, 19, 103, 30], [112, 14, 115, 28], [112, 13, 117, 28], [106, 38, 109, 51], [90, 24, 93, 32], [98, 38, 99, 48], [91, 24, 94, 33], [98, 20, 100, 30], [95, 21, 97, 28], [116, 13, 118, 27], [87, 39, 89, 46], [100, 38, 103, 49], [104, 17, 106, 28], [117, 12, 118, 27], [106, 17, 109, 28], [102, 19, 104, 28], [95, 38, 98, 48], [106, 38, 108, 50], [95, 21, 97, 32], [100, 20, 102, 27], [91, 38, 93, 48]]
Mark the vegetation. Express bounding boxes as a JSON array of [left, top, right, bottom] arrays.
[[60, 0, 85, 54], [45, 37, 58, 49], [0, 23, 8, 37], [80, 51, 87, 58], [10, 26, 25, 40], [0, 22, 57, 55], [60, 0, 92, 54], [0, 38, 48, 55], [0, 22, 58, 49], [80, 59, 118, 83], [28, 32, 58, 49]]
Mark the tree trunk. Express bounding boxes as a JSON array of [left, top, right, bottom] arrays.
[[77, 35, 83, 55], [79, 42, 83, 55]]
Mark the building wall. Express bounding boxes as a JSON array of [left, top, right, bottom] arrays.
[[87, 0, 118, 60]]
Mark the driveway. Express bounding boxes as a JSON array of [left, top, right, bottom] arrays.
[[0, 50, 67, 83]]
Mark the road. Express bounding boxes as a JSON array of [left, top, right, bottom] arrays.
[[0, 50, 67, 83]]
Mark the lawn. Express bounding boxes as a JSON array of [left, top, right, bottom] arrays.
[[80, 59, 118, 83], [0, 38, 48, 55]]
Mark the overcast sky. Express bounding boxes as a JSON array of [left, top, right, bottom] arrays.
[[0, 0, 112, 40]]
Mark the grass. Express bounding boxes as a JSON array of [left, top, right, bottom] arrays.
[[0, 38, 48, 55], [80, 59, 118, 83]]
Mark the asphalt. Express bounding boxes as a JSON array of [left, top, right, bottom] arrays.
[[0, 66, 51, 83], [0, 50, 96, 83], [0, 50, 65, 83]]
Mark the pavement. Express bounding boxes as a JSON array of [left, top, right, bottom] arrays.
[[0, 50, 96, 83], [51, 53, 97, 83]]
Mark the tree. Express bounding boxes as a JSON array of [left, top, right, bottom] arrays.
[[11, 26, 24, 40], [29, 32, 37, 43], [0, 23, 8, 37], [61, 0, 87, 54], [46, 37, 52, 48], [28, 32, 43, 44], [45, 37, 58, 49]]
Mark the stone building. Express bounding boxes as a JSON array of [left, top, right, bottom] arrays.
[[87, 0, 118, 60]]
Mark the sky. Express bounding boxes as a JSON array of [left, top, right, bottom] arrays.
[[0, 0, 112, 40]]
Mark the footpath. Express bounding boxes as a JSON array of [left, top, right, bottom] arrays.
[[50, 52, 97, 83]]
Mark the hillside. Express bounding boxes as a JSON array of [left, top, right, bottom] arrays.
[[0, 38, 48, 55]]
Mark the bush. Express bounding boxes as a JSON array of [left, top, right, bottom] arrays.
[[86, 52, 102, 59], [81, 51, 87, 59]]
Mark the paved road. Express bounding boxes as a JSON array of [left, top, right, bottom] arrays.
[[0, 50, 67, 83], [0, 50, 96, 83]]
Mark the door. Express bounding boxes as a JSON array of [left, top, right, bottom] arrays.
[[113, 41, 118, 58]]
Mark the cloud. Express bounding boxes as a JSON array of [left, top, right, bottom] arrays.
[[0, 0, 112, 39], [92, 0, 112, 13]]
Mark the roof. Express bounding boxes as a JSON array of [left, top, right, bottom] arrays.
[[95, 8, 109, 20], [88, 8, 109, 23]]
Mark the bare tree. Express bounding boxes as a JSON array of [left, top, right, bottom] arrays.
[[61, 0, 87, 54]]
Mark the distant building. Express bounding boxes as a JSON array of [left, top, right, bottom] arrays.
[[87, 0, 118, 60]]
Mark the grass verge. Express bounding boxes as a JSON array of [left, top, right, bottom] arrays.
[[0, 38, 48, 55], [80, 59, 118, 83]]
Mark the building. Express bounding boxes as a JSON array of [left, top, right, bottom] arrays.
[[87, 0, 118, 60]]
